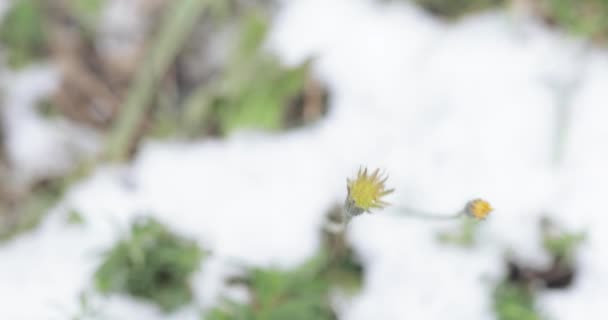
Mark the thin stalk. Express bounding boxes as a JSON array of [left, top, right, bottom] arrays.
[[395, 206, 463, 220], [105, 0, 210, 161]]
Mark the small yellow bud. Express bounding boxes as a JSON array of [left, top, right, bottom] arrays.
[[345, 167, 394, 217], [465, 199, 493, 220]]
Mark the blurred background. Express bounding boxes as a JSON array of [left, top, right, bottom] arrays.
[[0, 0, 607, 319]]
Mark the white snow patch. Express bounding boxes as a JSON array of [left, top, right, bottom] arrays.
[[1, 65, 101, 185]]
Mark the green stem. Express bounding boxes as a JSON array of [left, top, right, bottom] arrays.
[[105, 0, 210, 161], [395, 206, 463, 220]]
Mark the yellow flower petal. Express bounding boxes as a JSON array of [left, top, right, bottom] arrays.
[[346, 167, 394, 214], [465, 199, 493, 220]]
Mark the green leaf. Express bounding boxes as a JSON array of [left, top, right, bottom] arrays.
[[95, 217, 205, 312], [0, 0, 47, 68], [493, 281, 543, 320]]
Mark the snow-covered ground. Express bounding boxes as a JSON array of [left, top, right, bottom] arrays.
[[1, 0, 608, 319]]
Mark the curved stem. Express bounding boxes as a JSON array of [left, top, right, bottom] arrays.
[[395, 206, 463, 220]]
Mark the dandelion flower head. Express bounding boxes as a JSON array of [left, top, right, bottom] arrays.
[[465, 199, 493, 220], [346, 167, 394, 214]]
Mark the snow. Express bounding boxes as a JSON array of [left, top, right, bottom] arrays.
[[0, 66, 101, 186], [1, 0, 607, 319]]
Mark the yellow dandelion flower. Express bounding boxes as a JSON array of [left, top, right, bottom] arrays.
[[465, 199, 493, 220], [345, 167, 394, 217]]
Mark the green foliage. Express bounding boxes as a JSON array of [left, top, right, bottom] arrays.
[[66, 209, 86, 225], [95, 217, 204, 312], [67, 0, 104, 37], [213, 61, 307, 134], [0, 0, 47, 68], [152, 6, 312, 139], [234, 12, 269, 58], [36, 100, 62, 119], [410, 0, 505, 19], [542, 228, 585, 264], [207, 258, 337, 320], [182, 12, 308, 136], [213, 13, 308, 134], [205, 210, 363, 320], [540, 0, 608, 42], [493, 281, 543, 320], [0, 0, 104, 68], [105, 0, 210, 161], [206, 257, 338, 320], [437, 217, 480, 247], [409, 0, 608, 42], [68, 0, 104, 22]]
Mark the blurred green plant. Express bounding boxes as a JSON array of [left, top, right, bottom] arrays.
[[493, 217, 584, 320], [0, 0, 47, 68], [406, 0, 608, 42], [0, 0, 104, 68], [182, 12, 309, 136], [410, 0, 505, 19], [66, 0, 105, 38], [541, 217, 586, 265], [493, 281, 542, 320], [68, 0, 103, 24], [205, 207, 363, 320], [105, 0, 210, 161], [437, 216, 480, 247], [36, 100, 62, 119], [66, 209, 86, 226], [95, 217, 205, 312], [539, 0, 608, 42], [207, 259, 338, 320]]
